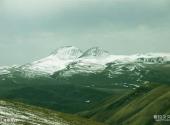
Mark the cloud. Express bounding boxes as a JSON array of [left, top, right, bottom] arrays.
[[1, 0, 170, 33], [0, 0, 170, 65]]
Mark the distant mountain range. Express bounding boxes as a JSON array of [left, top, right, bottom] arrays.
[[1, 46, 170, 77]]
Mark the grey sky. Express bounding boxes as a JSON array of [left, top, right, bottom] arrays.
[[0, 0, 170, 65]]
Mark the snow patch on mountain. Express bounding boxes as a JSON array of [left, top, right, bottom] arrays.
[[0, 66, 10, 75], [0, 65, 18, 75], [103, 53, 170, 64], [80, 47, 109, 58]]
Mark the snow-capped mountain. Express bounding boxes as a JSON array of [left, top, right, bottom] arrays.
[[19, 46, 112, 76], [20, 46, 83, 74], [0, 46, 170, 78], [59, 47, 110, 76]]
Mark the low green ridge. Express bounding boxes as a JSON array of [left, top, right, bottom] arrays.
[[80, 84, 170, 125]]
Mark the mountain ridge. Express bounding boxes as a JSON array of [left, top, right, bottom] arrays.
[[0, 46, 170, 77]]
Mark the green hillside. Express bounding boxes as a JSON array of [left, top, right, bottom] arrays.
[[0, 70, 130, 113], [0, 100, 106, 125], [80, 83, 170, 125]]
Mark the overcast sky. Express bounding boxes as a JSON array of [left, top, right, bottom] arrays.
[[0, 0, 170, 65]]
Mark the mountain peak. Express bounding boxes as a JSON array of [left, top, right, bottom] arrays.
[[80, 47, 109, 58], [50, 46, 83, 60]]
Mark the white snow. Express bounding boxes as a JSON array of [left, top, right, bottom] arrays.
[[0, 66, 11, 75], [129, 84, 140, 88], [2, 46, 170, 76], [0, 101, 69, 125], [85, 100, 91, 103], [28, 55, 74, 74]]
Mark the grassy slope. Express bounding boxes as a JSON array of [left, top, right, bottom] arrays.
[[0, 100, 106, 125], [80, 84, 170, 125], [0, 73, 130, 114]]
